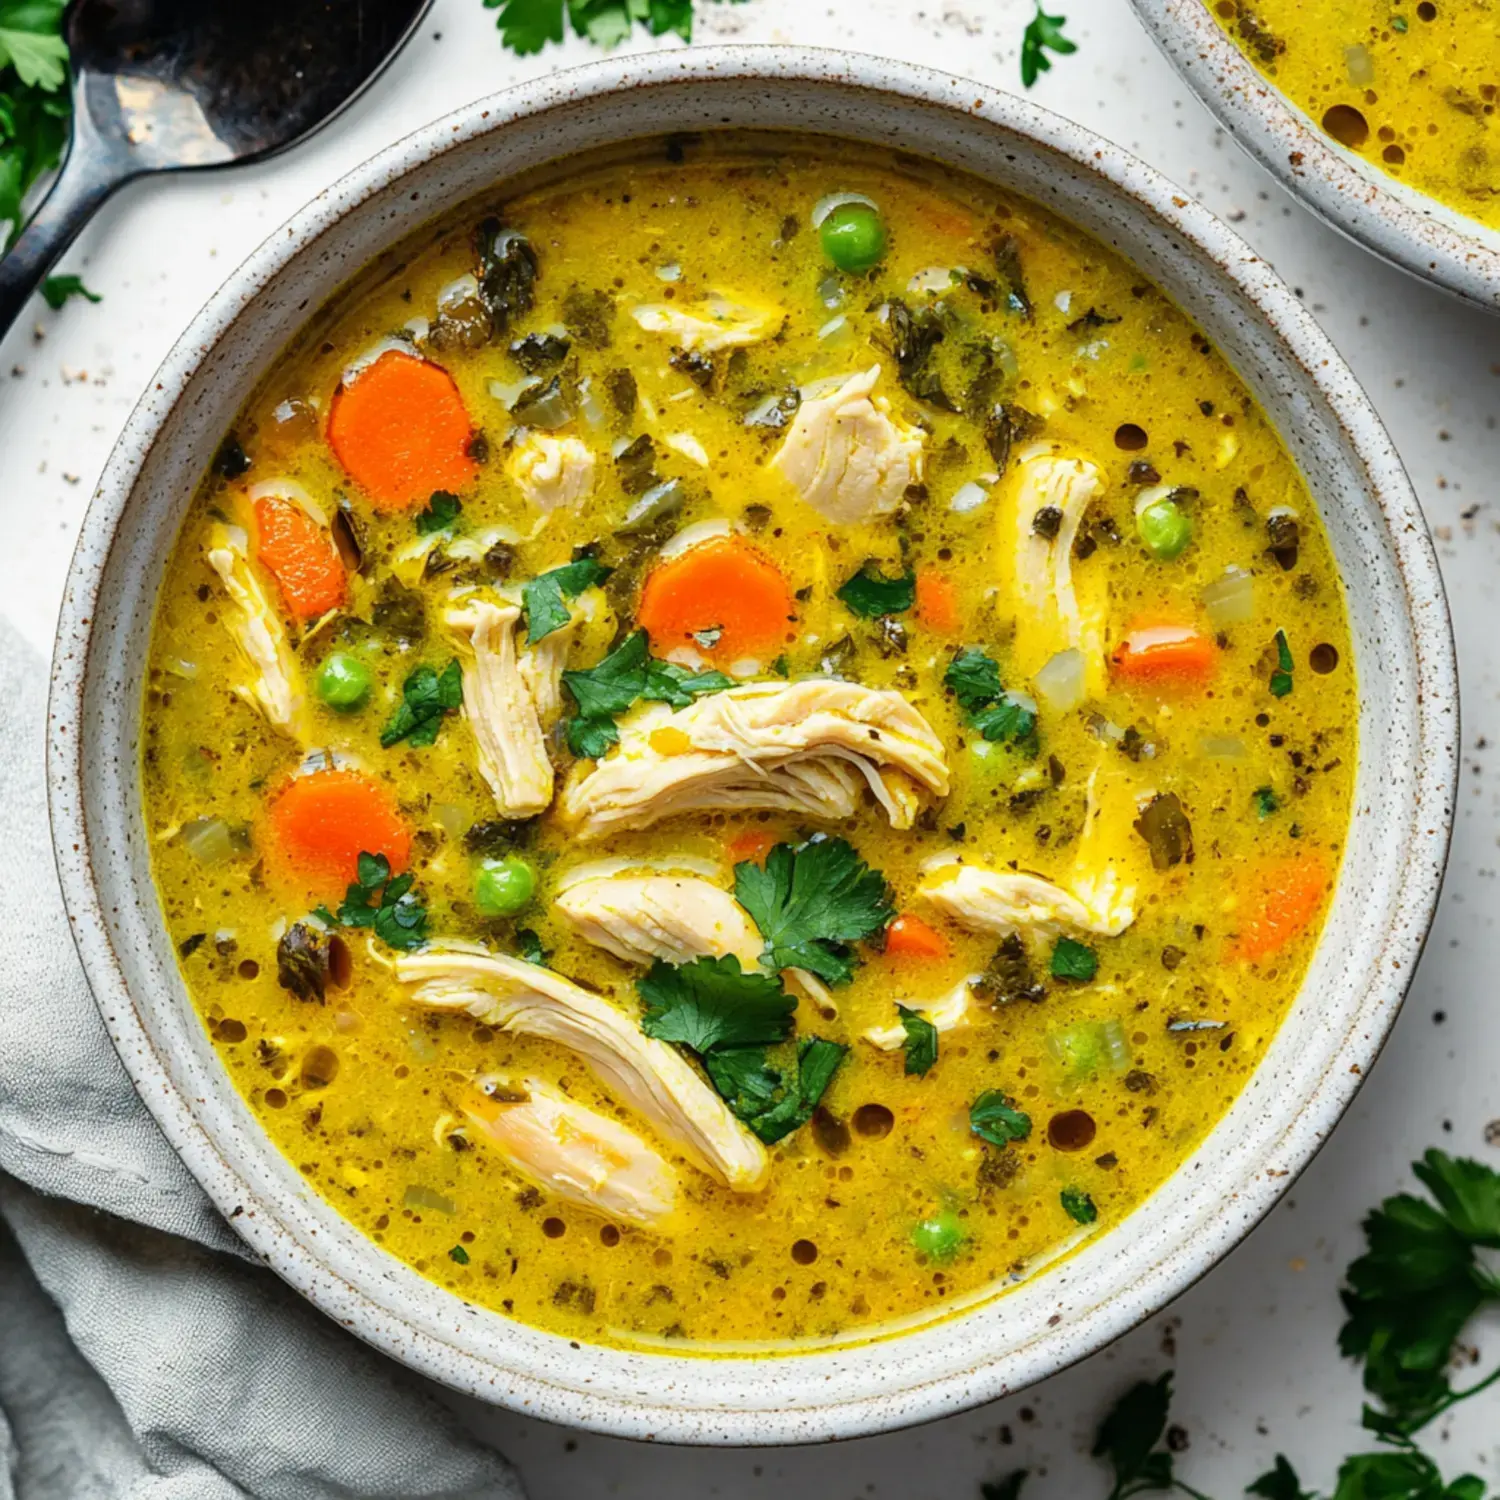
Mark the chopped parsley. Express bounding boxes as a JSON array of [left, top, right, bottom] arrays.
[[484, 0, 696, 54], [522, 556, 611, 643], [562, 629, 732, 759], [448, 1244, 470, 1265], [515, 927, 548, 966], [969, 1090, 1032, 1148], [837, 561, 917, 619], [415, 491, 462, 535], [1051, 936, 1098, 983], [638, 955, 795, 1054], [1254, 785, 1281, 819], [380, 659, 463, 748], [315, 851, 428, 952], [1270, 627, 1294, 697], [734, 837, 893, 987], [1019, 3, 1077, 89], [705, 1036, 848, 1145], [1060, 1187, 1098, 1225], [897, 1005, 938, 1077], [0, 4, 70, 254], [945, 647, 1038, 749], [40, 274, 100, 309]]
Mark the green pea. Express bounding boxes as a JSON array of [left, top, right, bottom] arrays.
[[819, 202, 886, 273], [315, 652, 372, 710], [474, 856, 537, 917], [1137, 497, 1193, 560], [910, 1209, 966, 1261]]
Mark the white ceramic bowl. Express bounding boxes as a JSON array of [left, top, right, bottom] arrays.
[[48, 47, 1457, 1444], [1130, 0, 1500, 309]]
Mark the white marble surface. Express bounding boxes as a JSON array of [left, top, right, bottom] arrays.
[[3, 0, 1496, 1492]]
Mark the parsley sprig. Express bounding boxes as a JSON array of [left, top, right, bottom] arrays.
[[1020, 2, 1078, 89], [637, 955, 845, 1144], [380, 659, 463, 748], [0, 0, 71, 253], [945, 646, 1039, 750], [522, 556, 611, 643], [483, 0, 740, 55], [734, 837, 893, 987], [898, 1005, 938, 1076], [837, 561, 916, 619], [315, 851, 429, 951], [562, 629, 731, 759]]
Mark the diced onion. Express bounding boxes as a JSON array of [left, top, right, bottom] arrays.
[[437, 273, 480, 312], [165, 658, 199, 680], [402, 1184, 455, 1215], [1033, 648, 1087, 712], [811, 191, 878, 227], [949, 481, 989, 514], [817, 314, 850, 343], [665, 433, 710, 467], [1344, 42, 1375, 86], [1202, 566, 1255, 626], [655, 262, 682, 282], [576, 376, 608, 431], [180, 817, 237, 867], [817, 274, 845, 309], [434, 802, 467, 839], [1200, 736, 1248, 760], [487, 374, 541, 410], [907, 266, 961, 295], [659, 517, 735, 559]]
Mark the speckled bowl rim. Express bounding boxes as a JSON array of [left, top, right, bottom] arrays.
[[47, 46, 1457, 1444], [1129, 0, 1500, 310]]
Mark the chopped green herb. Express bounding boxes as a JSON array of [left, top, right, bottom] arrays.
[[522, 556, 611, 643], [415, 491, 462, 535], [1254, 785, 1281, 819], [448, 1244, 470, 1265], [484, 0, 699, 55], [380, 659, 463, 748], [837, 561, 917, 618], [706, 1036, 848, 1144], [1019, 2, 1077, 89], [323, 851, 429, 951], [945, 647, 1038, 749], [515, 928, 549, 966], [734, 837, 893, 986], [0, 3, 71, 254], [897, 1005, 938, 1076], [562, 629, 731, 759], [969, 1089, 1032, 1148], [638, 954, 795, 1054], [1270, 627, 1294, 697], [1051, 936, 1098, 983], [1246, 1455, 1315, 1500], [1391, 13, 1409, 30], [40, 273, 100, 309], [1061, 1187, 1098, 1225], [1091, 1373, 1179, 1499], [980, 1477, 1029, 1500]]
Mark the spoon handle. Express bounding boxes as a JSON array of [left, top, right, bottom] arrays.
[[0, 131, 130, 341]]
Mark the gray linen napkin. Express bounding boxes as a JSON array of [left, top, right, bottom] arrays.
[[0, 612, 525, 1500]]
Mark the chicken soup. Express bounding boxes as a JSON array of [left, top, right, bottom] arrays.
[[142, 134, 1355, 1351], [1213, 0, 1500, 230]]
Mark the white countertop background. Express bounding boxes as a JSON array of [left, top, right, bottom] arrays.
[[4, 0, 1496, 1493]]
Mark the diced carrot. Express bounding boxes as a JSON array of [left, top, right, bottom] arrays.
[[1227, 852, 1332, 963], [728, 829, 778, 867], [883, 913, 949, 960], [253, 495, 347, 621], [914, 569, 960, 635], [1111, 619, 1217, 685], [637, 536, 795, 665], [326, 349, 477, 511], [267, 768, 410, 892]]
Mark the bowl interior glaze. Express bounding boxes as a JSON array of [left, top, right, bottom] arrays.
[[47, 48, 1457, 1444], [1129, 0, 1500, 310]]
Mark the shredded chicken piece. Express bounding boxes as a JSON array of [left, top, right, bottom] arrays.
[[204, 523, 304, 735], [507, 433, 596, 514], [464, 1076, 677, 1227], [862, 976, 976, 1051], [996, 449, 1107, 689], [630, 298, 775, 353], [560, 679, 949, 840], [445, 599, 554, 817], [770, 366, 925, 525], [396, 944, 768, 1191], [555, 870, 762, 967]]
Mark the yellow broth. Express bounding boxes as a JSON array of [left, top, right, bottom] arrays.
[[1212, 0, 1500, 231], [142, 135, 1355, 1352]]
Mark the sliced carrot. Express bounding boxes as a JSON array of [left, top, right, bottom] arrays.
[[326, 349, 477, 511], [267, 768, 410, 893], [253, 495, 347, 621], [1227, 852, 1332, 963], [727, 829, 778, 867], [1111, 619, 1217, 685], [883, 913, 949, 960], [914, 569, 960, 635], [637, 536, 795, 665]]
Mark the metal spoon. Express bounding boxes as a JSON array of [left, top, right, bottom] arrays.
[[0, 0, 433, 337]]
